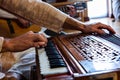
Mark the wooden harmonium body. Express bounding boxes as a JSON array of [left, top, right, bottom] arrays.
[[35, 33, 120, 80]]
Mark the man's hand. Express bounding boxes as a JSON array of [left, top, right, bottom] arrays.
[[83, 22, 116, 35], [63, 17, 116, 35], [2, 31, 47, 52]]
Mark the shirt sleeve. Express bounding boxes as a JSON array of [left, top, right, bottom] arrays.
[[0, 9, 17, 19], [0, 37, 4, 52], [112, 0, 120, 21], [0, 0, 68, 33]]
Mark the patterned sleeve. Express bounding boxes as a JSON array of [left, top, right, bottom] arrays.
[[0, 0, 68, 33]]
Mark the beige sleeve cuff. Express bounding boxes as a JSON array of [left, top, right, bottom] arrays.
[[0, 37, 4, 52], [0, 9, 17, 19]]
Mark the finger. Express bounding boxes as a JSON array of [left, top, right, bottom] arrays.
[[35, 33, 48, 43], [96, 29, 106, 35], [102, 26, 115, 34], [104, 25, 116, 34], [33, 42, 46, 48], [97, 24, 116, 34], [40, 33, 48, 43]]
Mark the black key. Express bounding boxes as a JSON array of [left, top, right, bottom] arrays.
[[46, 50, 59, 55], [45, 47, 56, 51], [47, 55, 62, 59], [50, 63, 66, 68], [49, 59, 64, 63], [49, 59, 65, 65], [49, 59, 66, 68], [47, 41, 54, 47], [50, 61, 65, 65]]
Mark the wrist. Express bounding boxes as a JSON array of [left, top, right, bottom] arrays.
[[1, 39, 11, 52], [63, 17, 86, 31]]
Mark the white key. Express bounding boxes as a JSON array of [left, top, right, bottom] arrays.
[[38, 48, 68, 75]]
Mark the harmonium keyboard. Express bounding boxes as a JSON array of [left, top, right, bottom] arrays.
[[34, 32, 120, 80]]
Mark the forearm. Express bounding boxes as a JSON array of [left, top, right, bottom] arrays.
[[0, 0, 68, 33], [63, 17, 86, 32]]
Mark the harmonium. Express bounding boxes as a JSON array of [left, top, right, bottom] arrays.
[[33, 32, 120, 80]]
